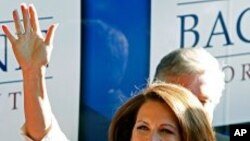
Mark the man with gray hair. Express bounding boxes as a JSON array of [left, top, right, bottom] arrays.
[[154, 47, 229, 141]]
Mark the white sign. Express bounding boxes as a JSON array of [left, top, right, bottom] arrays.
[[0, 1, 80, 140], [151, 0, 250, 126]]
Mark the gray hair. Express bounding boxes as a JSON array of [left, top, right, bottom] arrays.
[[154, 48, 222, 78], [154, 48, 225, 105]]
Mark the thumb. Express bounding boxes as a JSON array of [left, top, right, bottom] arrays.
[[45, 23, 58, 45]]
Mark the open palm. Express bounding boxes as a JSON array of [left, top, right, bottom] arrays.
[[2, 4, 57, 71]]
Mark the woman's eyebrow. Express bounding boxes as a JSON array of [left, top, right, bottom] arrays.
[[136, 120, 149, 125], [160, 123, 178, 130]]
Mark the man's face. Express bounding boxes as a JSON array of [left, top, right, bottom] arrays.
[[165, 74, 216, 120]]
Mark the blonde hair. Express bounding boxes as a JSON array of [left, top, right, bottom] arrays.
[[109, 82, 215, 141]]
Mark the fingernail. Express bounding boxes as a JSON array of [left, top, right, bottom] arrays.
[[21, 5, 25, 11], [12, 9, 18, 17], [2, 25, 6, 30], [21, 3, 28, 10]]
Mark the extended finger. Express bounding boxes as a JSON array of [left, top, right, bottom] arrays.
[[29, 4, 41, 33], [45, 24, 58, 45], [2, 25, 16, 44], [13, 9, 24, 36], [21, 3, 31, 33]]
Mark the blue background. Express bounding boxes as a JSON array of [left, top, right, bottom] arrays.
[[79, 0, 150, 141]]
